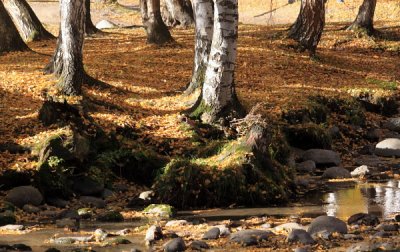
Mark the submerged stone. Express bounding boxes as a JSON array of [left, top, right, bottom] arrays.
[[308, 216, 348, 235]]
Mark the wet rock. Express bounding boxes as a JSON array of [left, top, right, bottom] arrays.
[[321, 167, 351, 179], [96, 20, 118, 29], [287, 229, 315, 244], [139, 190, 154, 201], [190, 240, 209, 250], [372, 230, 390, 238], [383, 117, 400, 132], [343, 234, 363, 240], [295, 178, 310, 188], [350, 166, 370, 178], [103, 237, 131, 246], [164, 231, 179, 239], [296, 160, 316, 173], [202, 227, 220, 240], [143, 204, 175, 218], [163, 237, 186, 252], [354, 155, 382, 168], [346, 242, 398, 252], [165, 220, 189, 227], [93, 228, 108, 242], [22, 204, 40, 213], [145, 225, 163, 244], [77, 208, 92, 219], [72, 177, 104, 196], [376, 223, 398, 232], [115, 228, 131, 236], [11, 244, 32, 251], [230, 230, 271, 246], [308, 216, 348, 235], [5, 186, 43, 208], [348, 213, 379, 226], [49, 236, 92, 244], [0, 224, 24, 231], [46, 197, 69, 208], [275, 222, 306, 233], [215, 224, 231, 237], [113, 183, 129, 192], [312, 230, 332, 240], [79, 196, 106, 208], [302, 149, 341, 167], [56, 218, 79, 230], [0, 210, 16, 226], [60, 209, 80, 220], [97, 211, 124, 222], [102, 189, 114, 199], [375, 138, 400, 157]]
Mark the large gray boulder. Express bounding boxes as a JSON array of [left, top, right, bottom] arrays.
[[308, 216, 348, 235], [5, 186, 43, 208], [302, 149, 341, 166], [321, 167, 351, 179], [375, 138, 400, 157], [95, 20, 118, 29]]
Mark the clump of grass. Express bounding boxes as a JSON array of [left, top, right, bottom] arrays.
[[366, 78, 398, 91]]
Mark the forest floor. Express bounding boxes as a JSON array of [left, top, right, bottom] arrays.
[[0, 2, 400, 251]]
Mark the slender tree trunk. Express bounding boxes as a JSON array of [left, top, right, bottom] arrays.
[[46, 0, 86, 96], [161, 0, 194, 28], [288, 0, 325, 56], [347, 0, 376, 35], [189, 0, 244, 124], [0, 1, 27, 52], [3, 0, 54, 42], [85, 0, 99, 35], [184, 0, 213, 95], [141, 0, 173, 44]]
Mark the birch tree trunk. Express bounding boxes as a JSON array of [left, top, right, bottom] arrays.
[[85, 0, 99, 35], [184, 0, 213, 95], [0, 1, 27, 52], [288, 0, 325, 56], [161, 0, 194, 28], [190, 0, 244, 124], [45, 0, 86, 96], [141, 0, 173, 44], [3, 0, 54, 42], [347, 0, 376, 35]]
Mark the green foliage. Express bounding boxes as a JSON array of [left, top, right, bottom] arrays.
[[366, 78, 398, 91]]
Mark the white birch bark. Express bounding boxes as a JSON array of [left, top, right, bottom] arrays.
[[185, 0, 213, 95], [199, 0, 243, 123], [3, 0, 54, 42], [57, 0, 86, 95]]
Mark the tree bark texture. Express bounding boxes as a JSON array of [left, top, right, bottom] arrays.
[[0, 1, 27, 52], [347, 0, 376, 34], [141, 0, 173, 44], [161, 0, 194, 27], [3, 0, 54, 42], [185, 0, 213, 95], [192, 0, 244, 123], [47, 0, 86, 96], [85, 0, 99, 35], [288, 0, 325, 56]]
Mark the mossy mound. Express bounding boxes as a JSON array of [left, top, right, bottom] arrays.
[[282, 101, 328, 125], [284, 123, 332, 149], [153, 126, 294, 208]]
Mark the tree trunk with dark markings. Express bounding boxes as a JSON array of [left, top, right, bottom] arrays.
[[347, 0, 376, 35], [85, 0, 99, 35], [0, 1, 28, 52], [161, 0, 193, 28], [141, 0, 173, 44], [288, 0, 325, 56], [4, 0, 54, 42]]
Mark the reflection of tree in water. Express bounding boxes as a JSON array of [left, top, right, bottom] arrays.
[[324, 181, 400, 220]]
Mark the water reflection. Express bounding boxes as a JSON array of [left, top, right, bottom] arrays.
[[323, 180, 400, 219]]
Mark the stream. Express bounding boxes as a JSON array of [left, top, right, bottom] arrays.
[[0, 180, 399, 251]]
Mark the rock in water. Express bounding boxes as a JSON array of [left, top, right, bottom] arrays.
[[302, 149, 341, 166], [287, 229, 315, 244], [145, 225, 163, 244], [143, 204, 175, 218], [308, 216, 348, 235], [321, 167, 351, 179], [5, 186, 43, 208], [96, 20, 118, 29], [230, 230, 271, 246], [375, 138, 400, 157], [296, 160, 316, 173], [72, 177, 104, 196], [350, 165, 370, 178], [202, 227, 220, 240], [347, 213, 379, 226], [163, 237, 186, 252]]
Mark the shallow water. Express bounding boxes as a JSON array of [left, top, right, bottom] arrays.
[[1, 180, 399, 251]]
